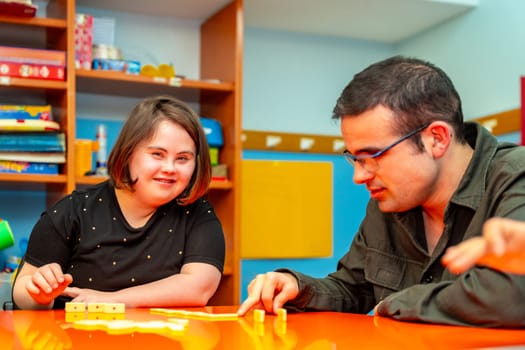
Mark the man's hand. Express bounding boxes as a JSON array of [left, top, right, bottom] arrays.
[[237, 272, 299, 316]]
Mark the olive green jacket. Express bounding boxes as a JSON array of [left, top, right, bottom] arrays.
[[281, 122, 525, 327]]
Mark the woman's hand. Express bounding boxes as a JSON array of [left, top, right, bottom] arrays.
[[62, 287, 116, 304], [24, 263, 73, 306]]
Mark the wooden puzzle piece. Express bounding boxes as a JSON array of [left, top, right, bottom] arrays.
[[151, 308, 238, 321]]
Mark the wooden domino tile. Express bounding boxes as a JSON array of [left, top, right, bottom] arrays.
[[65, 302, 86, 312], [277, 308, 287, 322], [103, 303, 126, 313], [87, 303, 106, 313], [206, 313, 239, 321], [253, 309, 265, 323]]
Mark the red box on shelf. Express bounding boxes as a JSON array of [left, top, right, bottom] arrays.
[[0, 1, 37, 18], [75, 14, 93, 70], [0, 61, 65, 80]]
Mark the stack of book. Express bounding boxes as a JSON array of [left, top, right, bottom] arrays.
[[0, 46, 66, 81], [0, 105, 64, 175]]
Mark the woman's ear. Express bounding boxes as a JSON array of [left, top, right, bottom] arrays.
[[425, 122, 451, 158]]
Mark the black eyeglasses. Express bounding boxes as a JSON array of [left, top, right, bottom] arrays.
[[343, 123, 430, 172]]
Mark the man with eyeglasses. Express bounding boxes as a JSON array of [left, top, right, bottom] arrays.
[[238, 56, 525, 328]]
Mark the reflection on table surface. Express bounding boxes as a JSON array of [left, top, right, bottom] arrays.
[[1, 305, 525, 349]]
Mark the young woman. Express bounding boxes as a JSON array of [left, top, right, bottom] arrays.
[[13, 95, 225, 309]]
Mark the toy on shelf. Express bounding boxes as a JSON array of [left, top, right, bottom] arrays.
[[201, 117, 224, 167], [0, 218, 14, 251], [95, 124, 107, 176], [140, 63, 175, 79], [74, 139, 99, 176], [75, 14, 93, 70], [0, 104, 59, 132]]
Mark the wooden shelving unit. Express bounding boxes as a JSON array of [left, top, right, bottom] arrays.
[[0, 0, 243, 305], [0, 0, 75, 207]]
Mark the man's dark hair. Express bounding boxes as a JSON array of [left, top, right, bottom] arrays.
[[332, 56, 466, 145]]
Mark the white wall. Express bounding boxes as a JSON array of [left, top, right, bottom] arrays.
[[243, 28, 394, 135], [243, 0, 524, 138], [397, 0, 525, 121]]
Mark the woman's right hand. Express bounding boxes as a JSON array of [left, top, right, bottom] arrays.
[[15, 262, 73, 307], [27, 263, 73, 305]]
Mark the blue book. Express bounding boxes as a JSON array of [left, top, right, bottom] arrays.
[[0, 160, 58, 174], [0, 132, 65, 152]]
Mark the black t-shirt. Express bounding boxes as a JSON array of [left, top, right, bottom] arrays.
[[23, 181, 225, 305]]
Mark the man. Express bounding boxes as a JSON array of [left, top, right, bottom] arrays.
[[443, 217, 525, 274], [238, 56, 525, 327]]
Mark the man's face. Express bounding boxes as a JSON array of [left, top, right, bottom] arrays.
[[340, 105, 438, 212]]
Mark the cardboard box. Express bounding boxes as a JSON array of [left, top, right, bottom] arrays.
[[0, 61, 65, 80], [209, 147, 219, 166], [75, 14, 93, 70], [201, 117, 224, 147], [0, 46, 65, 66]]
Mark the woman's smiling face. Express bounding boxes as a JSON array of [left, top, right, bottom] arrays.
[[128, 118, 196, 208]]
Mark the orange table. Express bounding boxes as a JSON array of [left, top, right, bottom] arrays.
[[1, 306, 524, 349]]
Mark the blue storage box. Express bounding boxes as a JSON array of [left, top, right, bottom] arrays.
[[200, 117, 224, 147]]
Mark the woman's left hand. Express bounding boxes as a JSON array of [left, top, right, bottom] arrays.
[[62, 287, 116, 304]]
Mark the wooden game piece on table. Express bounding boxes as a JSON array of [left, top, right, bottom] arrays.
[[150, 308, 189, 317], [87, 303, 106, 313], [103, 302, 125, 314], [151, 308, 238, 321], [277, 308, 287, 322], [253, 309, 265, 323], [206, 313, 239, 321], [65, 302, 86, 312]]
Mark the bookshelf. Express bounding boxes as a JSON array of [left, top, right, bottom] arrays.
[[0, 0, 75, 207], [0, 0, 242, 305]]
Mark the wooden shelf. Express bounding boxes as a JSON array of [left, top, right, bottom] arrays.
[[210, 180, 233, 190], [0, 76, 67, 91], [0, 15, 67, 28], [76, 69, 234, 101], [76, 175, 106, 185], [0, 173, 67, 184]]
